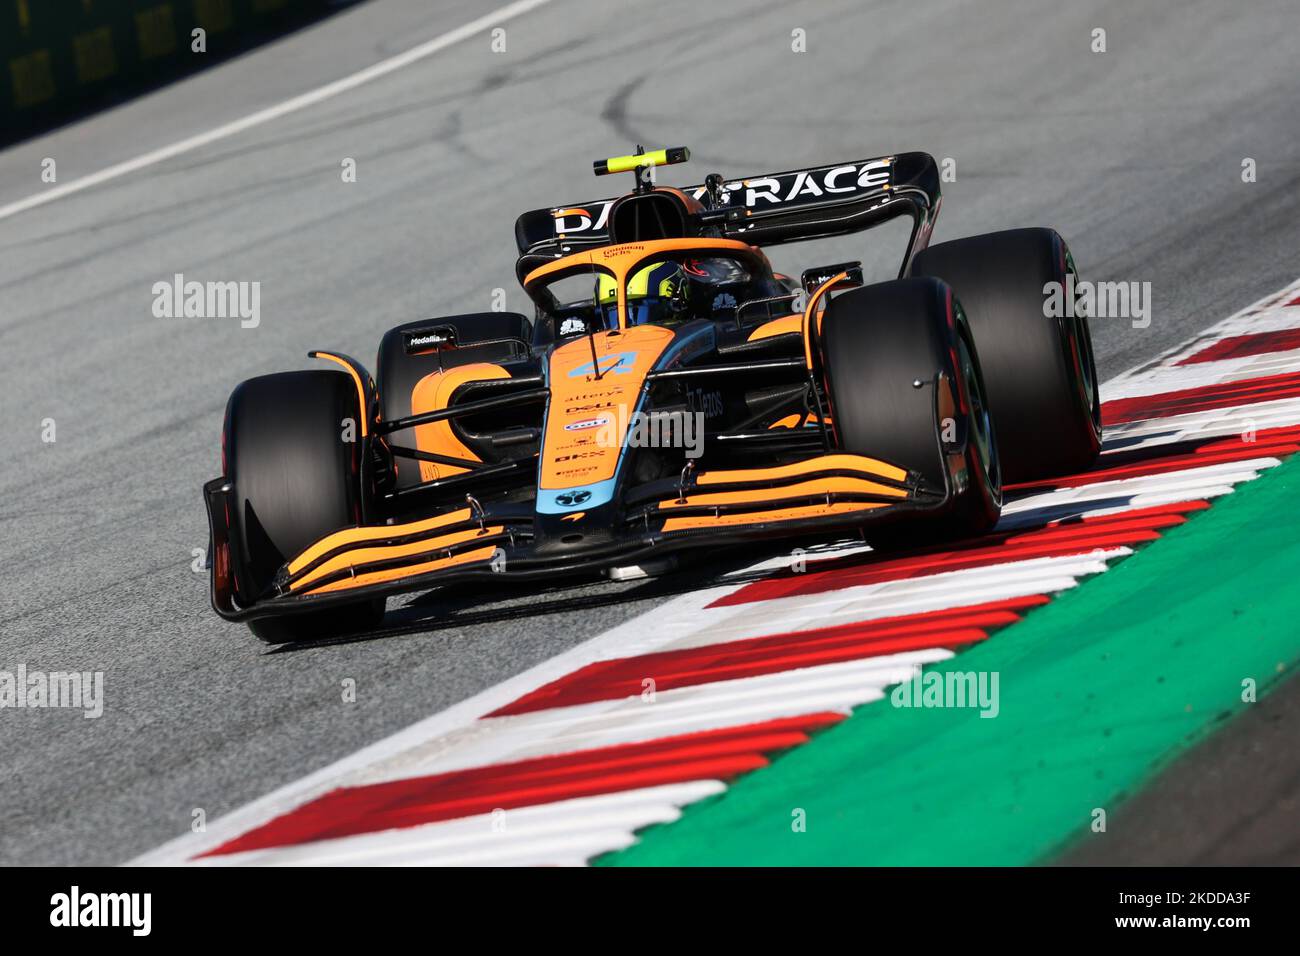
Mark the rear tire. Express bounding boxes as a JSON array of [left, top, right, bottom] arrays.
[[820, 277, 1001, 541], [911, 228, 1101, 483], [223, 369, 384, 643]]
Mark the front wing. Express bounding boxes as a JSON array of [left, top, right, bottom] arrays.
[[204, 452, 953, 625]]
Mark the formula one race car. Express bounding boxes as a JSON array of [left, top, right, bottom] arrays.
[[203, 146, 1100, 642]]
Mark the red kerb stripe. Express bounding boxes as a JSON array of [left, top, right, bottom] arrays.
[[1007, 436, 1298, 493], [490, 595, 1049, 718], [1177, 328, 1300, 365], [711, 501, 1206, 607], [198, 713, 843, 857], [1101, 371, 1300, 425]]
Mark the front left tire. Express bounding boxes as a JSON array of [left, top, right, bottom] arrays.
[[223, 369, 384, 643]]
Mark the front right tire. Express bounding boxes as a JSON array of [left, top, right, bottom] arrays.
[[820, 276, 1002, 541]]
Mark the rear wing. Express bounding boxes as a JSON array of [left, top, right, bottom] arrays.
[[514, 151, 942, 278]]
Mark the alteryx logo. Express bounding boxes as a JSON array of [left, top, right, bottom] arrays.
[[568, 351, 637, 377]]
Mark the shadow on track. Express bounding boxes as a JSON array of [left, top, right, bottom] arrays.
[[264, 543, 797, 654]]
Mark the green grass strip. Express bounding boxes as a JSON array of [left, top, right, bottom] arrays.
[[599, 452, 1300, 866]]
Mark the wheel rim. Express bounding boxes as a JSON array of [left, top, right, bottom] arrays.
[[1064, 253, 1101, 431], [1075, 311, 1100, 423], [957, 331, 999, 496]]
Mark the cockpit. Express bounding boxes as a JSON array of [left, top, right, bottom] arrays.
[[524, 241, 783, 341]]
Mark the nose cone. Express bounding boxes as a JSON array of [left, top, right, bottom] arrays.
[[531, 504, 619, 557]]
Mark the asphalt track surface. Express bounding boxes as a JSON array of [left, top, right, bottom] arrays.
[[1, 0, 1299, 866], [1060, 672, 1300, 866]]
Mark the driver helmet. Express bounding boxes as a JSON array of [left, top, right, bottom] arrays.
[[598, 260, 689, 329], [679, 257, 752, 317]]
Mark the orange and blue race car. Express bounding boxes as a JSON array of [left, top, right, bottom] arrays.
[[203, 146, 1101, 642]]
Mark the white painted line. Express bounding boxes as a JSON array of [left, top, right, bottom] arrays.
[[0, 0, 556, 224]]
